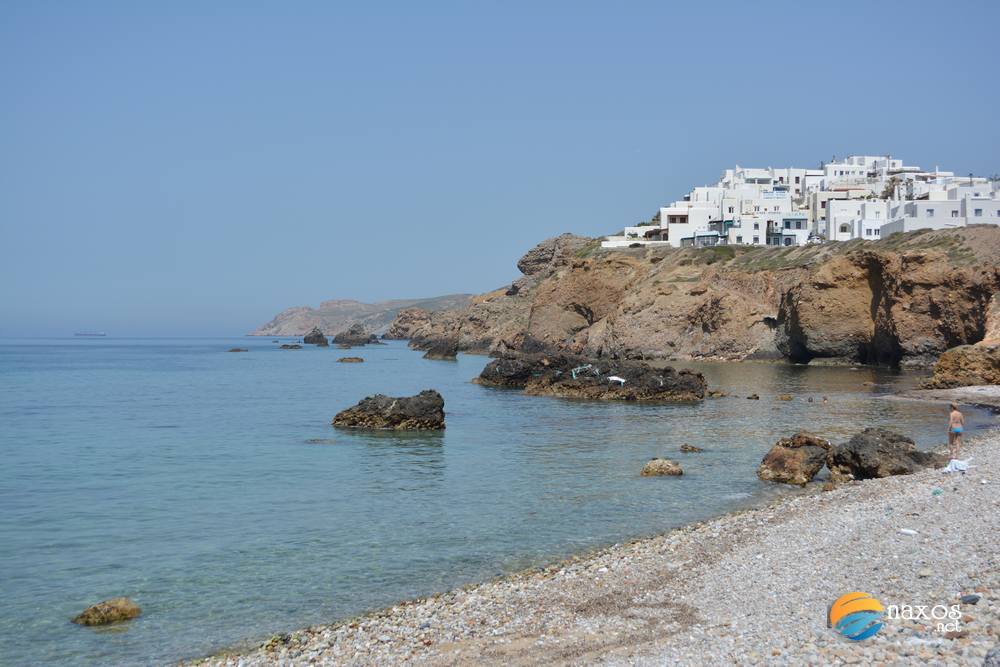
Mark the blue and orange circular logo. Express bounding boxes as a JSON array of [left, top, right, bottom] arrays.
[[828, 592, 884, 641]]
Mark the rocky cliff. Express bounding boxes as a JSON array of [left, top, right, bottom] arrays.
[[391, 227, 1000, 367], [251, 294, 472, 337]]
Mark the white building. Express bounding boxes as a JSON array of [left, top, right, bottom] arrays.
[[827, 200, 889, 241], [882, 184, 1000, 236], [601, 154, 999, 250]]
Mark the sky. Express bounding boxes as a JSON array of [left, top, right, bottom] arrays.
[[1, 1, 998, 336]]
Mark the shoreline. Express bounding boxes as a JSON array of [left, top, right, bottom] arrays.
[[189, 424, 1000, 665]]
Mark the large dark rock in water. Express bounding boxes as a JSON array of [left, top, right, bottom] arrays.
[[72, 597, 141, 626], [422, 339, 458, 361], [332, 323, 380, 347], [757, 432, 832, 486], [827, 427, 945, 481], [303, 326, 329, 346], [475, 353, 706, 401], [333, 389, 445, 430]]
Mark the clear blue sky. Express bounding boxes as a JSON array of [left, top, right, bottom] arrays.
[[2, 1, 998, 336]]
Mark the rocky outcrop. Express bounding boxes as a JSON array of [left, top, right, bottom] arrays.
[[332, 390, 445, 430], [680, 443, 704, 453], [387, 227, 1000, 368], [516, 233, 595, 276], [475, 353, 706, 402], [303, 327, 329, 346], [827, 427, 945, 481], [422, 339, 458, 361], [757, 432, 832, 486], [922, 343, 1000, 388], [337, 357, 364, 363], [72, 598, 141, 626], [776, 235, 1000, 366], [332, 323, 379, 347], [640, 458, 683, 476], [384, 308, 433, 339]]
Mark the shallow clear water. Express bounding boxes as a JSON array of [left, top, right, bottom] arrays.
[[0, 338, 992, 666]]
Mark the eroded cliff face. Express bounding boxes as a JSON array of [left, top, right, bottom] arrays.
[[396, 227, 1000, 367]]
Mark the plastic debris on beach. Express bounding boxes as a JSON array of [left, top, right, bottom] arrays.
[[899, 528, 918, 536]]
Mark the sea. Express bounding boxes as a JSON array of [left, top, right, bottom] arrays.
[[0, 337, 992, 666]]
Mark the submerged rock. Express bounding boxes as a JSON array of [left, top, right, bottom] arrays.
[[72, 598, 141, 626], [422, 339, 459, 361], [280, 344, 302, 350], [827, 427, 946, 481], [680, 443, 704, 453], [475, 353, 706, 402], [641, 458, 683, 476], [332, 323, 379, 347], [337, 357, 364, 363], [746, 393, 760, 400], [228, 348, 248, 352], [757, 432, 832, 486], [303, 327, 329, 346], [333, 389, 445, 430]]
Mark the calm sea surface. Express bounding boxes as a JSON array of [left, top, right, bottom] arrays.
[[0, 338, 993, 666]]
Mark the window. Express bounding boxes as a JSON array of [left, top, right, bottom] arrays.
[[783, 238, 792, 246], [796, 221, 802, 229], [927, 208, 934, 217], [753, 236, 759, 244], [784, 221, 791, 229], [736, 236, 743, 243], [821, 201, 827, 209], [875, 229, 880, 236], [866, 229, 872, 236], [875, 211, 880, 219], [975, 208, 983, 217], [952, 210, 959, 218], [728, 206, 734, 214], [840, 224, 849, 233], [753, 223, 759, 230], [795, 176, 800, 184]]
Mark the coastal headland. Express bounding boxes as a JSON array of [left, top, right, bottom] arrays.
[[389, 226, 1000, 369]]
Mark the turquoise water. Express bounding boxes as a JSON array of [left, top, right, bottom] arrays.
[[0, 338, 993, 666]]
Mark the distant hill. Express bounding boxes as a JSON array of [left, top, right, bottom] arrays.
[[250, 294, 473, 337]]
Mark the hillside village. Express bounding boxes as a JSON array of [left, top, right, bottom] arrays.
[[602, 154, 1000, 249]]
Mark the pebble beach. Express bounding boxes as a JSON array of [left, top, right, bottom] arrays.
[[192, 427, 1000, 666]]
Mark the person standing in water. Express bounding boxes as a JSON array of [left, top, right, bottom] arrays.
[[948, 403, 965, 459]]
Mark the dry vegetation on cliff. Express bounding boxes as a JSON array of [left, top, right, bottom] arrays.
[[390, 227, 1000, 368]]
